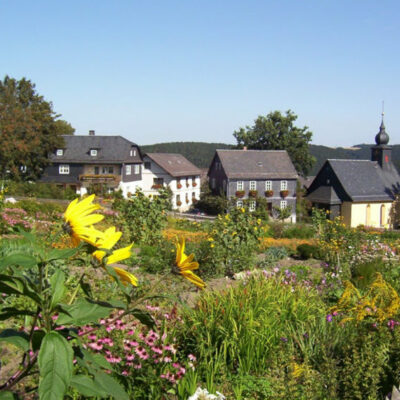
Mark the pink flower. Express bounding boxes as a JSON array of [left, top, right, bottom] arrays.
[[188, 354, 196, 361]]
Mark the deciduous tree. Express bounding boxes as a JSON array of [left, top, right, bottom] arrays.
[[0, 75, 74, 180], [233, 110, 315, 176]]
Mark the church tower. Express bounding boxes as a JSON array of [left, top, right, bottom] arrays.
[[371, 115, 393, 171]]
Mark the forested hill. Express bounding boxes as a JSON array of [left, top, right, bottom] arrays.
[[140, 142, 400, 175], [141, 142, 235, 169]]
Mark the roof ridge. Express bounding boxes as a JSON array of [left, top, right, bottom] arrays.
[[217, 149, 287, 152]]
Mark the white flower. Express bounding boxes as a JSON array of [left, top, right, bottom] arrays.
[[188, 387, 226, 400]]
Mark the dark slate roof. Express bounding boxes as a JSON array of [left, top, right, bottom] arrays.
[[298, 176, 315, 189], [50, 135, 142, 164], [328, 159, 400, 202], [306, 185, 341, 205], [216, 150, 298, 179], [145, 153, 201, 178]]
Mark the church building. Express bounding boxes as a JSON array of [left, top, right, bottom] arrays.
[[307, 119, 400, 228]]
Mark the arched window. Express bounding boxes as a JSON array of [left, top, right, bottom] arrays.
[[366, 204, 371, 226], [380, 204, 386, 226]]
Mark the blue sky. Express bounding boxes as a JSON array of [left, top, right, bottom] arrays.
[[1, 1, 399, 147]]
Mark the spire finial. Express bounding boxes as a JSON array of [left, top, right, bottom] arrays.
[[375, 104, 389, 145]]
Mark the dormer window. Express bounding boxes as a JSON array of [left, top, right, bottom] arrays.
[[90, 149, 97, 157], [56, 149, 63, 156], [130, 149, 136, 157]]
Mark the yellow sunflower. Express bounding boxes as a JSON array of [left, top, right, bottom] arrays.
[[175, 238, 205, 289], [63, 194, 104, 246], [92, 227, 137, 286]]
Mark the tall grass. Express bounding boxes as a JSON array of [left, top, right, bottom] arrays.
[[179, 276, 342, 380]]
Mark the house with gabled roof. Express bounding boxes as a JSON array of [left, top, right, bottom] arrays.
[[208, 149, 298, 221], [307, 119, 400, 228], [142, 153, 201, 211], [41, 131, 143, 197]]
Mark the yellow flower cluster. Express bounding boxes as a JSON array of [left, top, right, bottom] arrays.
[[163, 228, 207, 243], [259, 238, 316, 252], [332, 273, 400, 324], [63, 195, 137, 286]]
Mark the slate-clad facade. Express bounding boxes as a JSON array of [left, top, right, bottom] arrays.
[[208, 149, 298, 221], [41, 133, 143, 196], [307, 120, 400, 228]]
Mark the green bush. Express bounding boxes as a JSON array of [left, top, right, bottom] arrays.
[[258, 246, 289, 268], [296, 243, 321, 260], [6, 181, 76, 200], [283, 224, 315, 239], [9, 200, 65, 217], [198, 206, 261, 278], [137, 243, 174, 273], [113, 188, 170, 246]]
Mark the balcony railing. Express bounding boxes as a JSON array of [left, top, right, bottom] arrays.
[[79, 174, 121, 184]]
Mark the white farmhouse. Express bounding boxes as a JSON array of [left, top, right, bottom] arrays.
[[142, 153, 201, 212]]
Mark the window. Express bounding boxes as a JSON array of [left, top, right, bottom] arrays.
[[59, 165, 70, 175], [90, 149, 97, 157], [280, 200, 287, 209], [56, 149, 63, 156], [192, 192, 196, 200], [94, 166, 99, 175], [185, 193, 189, 203], [144, 161, 151, 170], [216, 161, 221, 170], [265, 180, 272, 191], [126, 165, 131, 175], [249, 200, 256, 212], [250, 181, 256, 190], [134, 164, 140, 174], [211, 178, 216, 189], [236, 200, 243, 208], [153, 178, 164, 186], [176, 194, 181, 205], [280, 180, 288, 191], [237, 181, 244, 191], [102, 166, 114, 174]]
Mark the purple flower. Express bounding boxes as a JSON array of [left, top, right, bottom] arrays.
[[326, 314, 333, 322], [280, 337, 288, 343]]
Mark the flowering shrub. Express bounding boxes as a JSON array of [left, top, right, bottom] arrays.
[[80, 307, 196, 398], [0, 207, 33, 233]]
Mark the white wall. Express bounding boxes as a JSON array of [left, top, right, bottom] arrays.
[[142, 156, 200, 211]]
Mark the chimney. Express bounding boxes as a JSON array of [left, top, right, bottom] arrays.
[[243, 146, 247, 151], [89, 130, 95, 136]]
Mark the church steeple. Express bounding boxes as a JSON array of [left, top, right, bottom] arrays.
[[371, 111, 392, 170], [375, 113, 389, 145]]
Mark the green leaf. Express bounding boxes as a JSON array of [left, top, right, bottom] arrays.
[[70, 374, 108, 397], [0, 309, 36, 321], [0, 392, 19, 400], [45, 247, 79, 262], [80, 349, 114, 371], [49, 270, 66, 310], [0, 274, 42, 304], [57, 298, 114, 326], [0, 253, 37, 270], [94, 371, 129, 400], [38, 331, 73, 400], [32, 329, 46, 352], [129, 308, 155, 329], [0, 329, 29, 351]]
